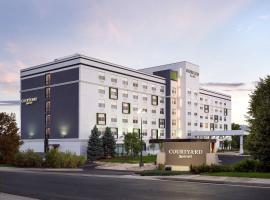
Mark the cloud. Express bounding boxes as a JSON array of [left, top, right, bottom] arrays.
[[258, 14, 270, 21], [201, 82, 245, 87], [0, 100, 20, 106], [200, 82, 255, 92]]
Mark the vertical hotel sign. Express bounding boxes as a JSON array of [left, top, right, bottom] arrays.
[[21, 97, 38, 105], [164, 142, 210, 166]]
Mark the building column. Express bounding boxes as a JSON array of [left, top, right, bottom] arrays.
[[239, 135, 244, 154]]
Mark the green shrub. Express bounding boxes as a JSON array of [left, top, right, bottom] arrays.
[[45, 149, 86, 168], [233, 159, 261, 172], [190, 164, 232, 174], [14, 150, 43, 168], [157, 164, 165, 171]]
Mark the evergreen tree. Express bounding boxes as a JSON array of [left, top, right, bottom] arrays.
[[87, 126, 103, 161], [0, 112, 22, 164], [246, 76, 270, 170], [102, 127, 116, 158], [124, 132, 143, 157]]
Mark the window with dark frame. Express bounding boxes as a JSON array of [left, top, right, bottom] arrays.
[[109, 87, 118, 100], [45, 87, 51, 99], [96, 113, 106, 125], [45, 74, 51, 85], [45, 101, 51, 114], [204, 105, 209, 113], [151, 95, 158, 106], [45, 115, 51, 126], [122, 102, 130, 114], [159, 119, 165, 128]]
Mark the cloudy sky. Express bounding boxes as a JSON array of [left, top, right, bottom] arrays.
[[0, 0, 269, 125]]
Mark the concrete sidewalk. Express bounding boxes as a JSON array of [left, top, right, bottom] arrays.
[[157, 174, 270, 187], [0, 193, 39, 200]]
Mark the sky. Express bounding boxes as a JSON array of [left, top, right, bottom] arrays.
[[0, 0, 269, 126]]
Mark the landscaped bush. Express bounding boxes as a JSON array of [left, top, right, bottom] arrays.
[[233, 159, 262, 172], [44, 149, 86, 168], [190, 164, 232, 174], [13, 150, 43, 168]]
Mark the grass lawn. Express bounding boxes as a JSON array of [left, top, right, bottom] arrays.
[[0, 164, 14, 167], [100, 155, 156, 164], [136, 170, 188, 176], [204, 172, 270, 179]]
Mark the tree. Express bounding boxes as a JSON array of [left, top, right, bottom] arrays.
[[87, 126, 103, 161], [124, 132, 142, 157], [246, 76, 270, 169], [102, 127, 116, 158], [0, 112, 22, 164]]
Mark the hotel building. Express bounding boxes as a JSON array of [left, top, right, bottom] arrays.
[[20, 54, 231, 155]]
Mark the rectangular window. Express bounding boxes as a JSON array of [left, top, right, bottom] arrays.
[[122, 78, 128, 86], [111, 77, 117, 83], [214, 115, 219, 123], [45, 101, 51, 114], [98, 87, 105, 94], [204, 105, 209, 113], [159, 119, 165, 128], [151, 109, 156, 114], [111, 103, 117, 109], [133, 105, 138, 112], [45, 115, 51, 126], [122, 91, 128, 98], [133, 128, 140, 135], [142, 129, 147, 136], [142, 108, 147, 113], [172, 120, 176, 126], [160, 97, 165, 104], [98, 73, 105, 81], [160, 130, 165, 137], [200, 123, 203, 128], [109, 87, 118, 100], [151, 129, 158, 139], [205, 123, 208, 128], [110, 128, 118, 139], [45, 74, 51, 85], [111, 117, 117, 123], [160, 108, 164, 114], [122, 102, 130, 114], [172, 98, 176, 105], [142, 120, 147, 124], [172, 87, 177, 95], [152, 120, 156, 125], [45, 127, 51, 137], [142, 83, 147, 90], [152, 86, 156, 92], [122, 118, 128, 123], [133, 117, 138, 124], [45, 87, 51, 99], [142, 95, 148, 101], [98, 100, 105, 108], [210, 123, 214, 131], [96, 113, 106, 125], [133, 81, 138, 88], [224, 108, 228, 116], [224, 124, 228, 130], [151, 95, 158, 106], [133, 94, 138, 100], [160, 86, 164, 93]]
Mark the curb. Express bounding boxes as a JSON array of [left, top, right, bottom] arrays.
[[159, 177, 270, 188]]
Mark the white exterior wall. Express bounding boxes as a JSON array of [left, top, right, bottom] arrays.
[[79, 63, 166, 146]]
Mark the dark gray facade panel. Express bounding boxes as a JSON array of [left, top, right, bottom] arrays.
[[50, 83, 79, 139], [52, 68, 79, 85], [21, 90, 45, 139], [21, 75, 45, 90], [153, 70, 171, 139]]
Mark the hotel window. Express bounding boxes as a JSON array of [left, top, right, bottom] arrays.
[[151, 86, 156, 92], [205, 116, 209, 119], [187, 101, 191, 105], [220, 124, 223, 129], [194, 113, 198, 116], [151, 109, 156, 114], [210, 115, 213, 120], [133, 94, 138, 100], [142, 120, 147, 124], [172, 87, 177, 95], [97, 113, 106, 125], [142, 83, 147, 90], [214, 124, 218, 129], [110, 128, 118, 139], [45, 127, 51, 137], [160, 86, 164, 93], [159, 119, 165, 128], [172, 130, 177, 137], [194, 92, 198, 96], [142, 108, 147, 113], [200, 106, 203, 110], [109, 87, 118, 100], [133, 128, 140, 135], [98, 100, 105, 108], [224, 117, 227, 122], [194, 102, 198, 106], [224, 124, 228, 130], [122, 91, 128, 98], [160, 108, 164, 114], [160, 97, 164, 104], [151, 129, 158, 139], [111, 117, 117, 123], [133, 81, 138, 88], [98, 73, 105, 81], [224, 108, 228, 116], [151, 95, 158, 106], [172, 109, 176, 115], [187, 90, 191, 95], [45, 115, 51, 126], [122, 128, 128, 135], [187, 112, 191, 116], [45, 74, 51, 85], [187, 122, 191, 126], [111, 103, 117, 110], [160, 130, 165, 137], [133, 105, 138, 112], [142, 95, 148, 102], [194, 122, 198, 126], [172, 120, 176, 126], [200, 97, 203, 101], [205, 123, 209, 128], [142, 129, 148, 136], [122, 102, 130, 114], [122, 78, 128, 86], [122, 118, 128, 123], [45, 101, 51, 114], [210, 123, 214, 130], [200, 123, 203, 128], [219, 116, 222, 121], [98, 87, 105, 95], [214, 115, 218, 123], [204, 105, 209, 113], [45, 87, 51, 99], [111, 77, 117, 83], [133, 117, 138, 124], [172, 98, 176, 105], [215, 101, 218, 104], [152, 120, 156, 125], [200, 116, 203, 119]]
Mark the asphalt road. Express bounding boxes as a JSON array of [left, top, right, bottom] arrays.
[[1, 170, 270, 200]]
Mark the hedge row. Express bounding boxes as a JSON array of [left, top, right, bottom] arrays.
[[13, 149, 86, 168], [190, 159, 270, 174]]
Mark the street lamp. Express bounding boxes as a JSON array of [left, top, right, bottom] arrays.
[[137, 109, 144, 167]]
